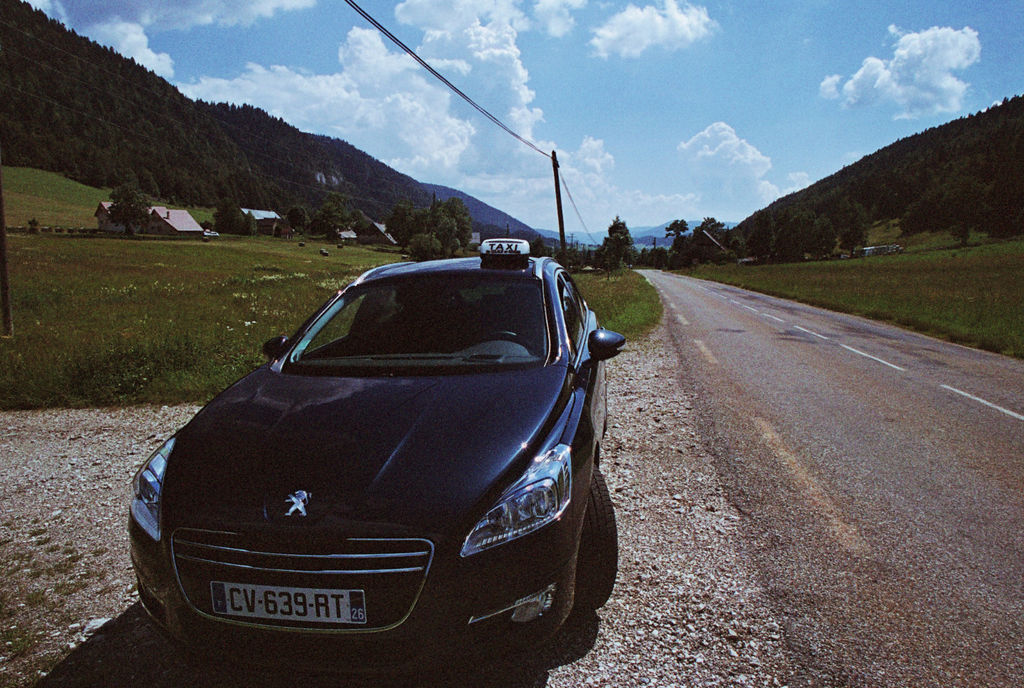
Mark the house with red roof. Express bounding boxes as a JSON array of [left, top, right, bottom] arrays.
[[96, 202, 203, 237]]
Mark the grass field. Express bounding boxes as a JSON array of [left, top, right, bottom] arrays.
[[575, 270, 662, 339], [0, 235, 405, 409], [688, 239, 1024, 358], [2, 166, 214, 228], [0, 236, 660, 409]]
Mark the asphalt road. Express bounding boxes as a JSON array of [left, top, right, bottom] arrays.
[[642, 270, 1024, 687]]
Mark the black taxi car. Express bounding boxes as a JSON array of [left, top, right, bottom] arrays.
[[129, 239, 625, 673]]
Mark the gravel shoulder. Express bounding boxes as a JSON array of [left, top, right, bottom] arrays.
[[1, 323, 791, 687]]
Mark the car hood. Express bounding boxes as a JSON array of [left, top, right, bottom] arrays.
[[163, 364, 571, 539]]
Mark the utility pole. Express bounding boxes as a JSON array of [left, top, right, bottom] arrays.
[[0, 141, 12, 337], [551, 150, 566, 255]]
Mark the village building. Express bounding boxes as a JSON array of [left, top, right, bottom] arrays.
[[95, 202, 203, 237], [147, 207, 203, 236], [242, 209, 293, 238]]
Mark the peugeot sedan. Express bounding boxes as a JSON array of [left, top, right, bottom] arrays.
[[129, 239, 625, 673]]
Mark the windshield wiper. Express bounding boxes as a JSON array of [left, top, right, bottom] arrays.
[[367, 353, 459, 361], [461, 354, 504, 362]]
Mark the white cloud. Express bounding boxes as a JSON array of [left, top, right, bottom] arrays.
[[821, 25, 981, 119], [533, 0, 587, 38], [576, 135, 614, 174], [55, 0, 315, 31], [590, 0, 716, 59], [180, 28, 477, 173], [24, 0, 66, 19], [679, 122, 771, 177], [88, 20, 175, 78], [780, 172, 811, 196], [176, 1, 560, 225], [395, 0, 529, 35], [819, 74, 841, 100], [452, 136, 699, 234], [33, 0, 315, 79], [676, 122, 791, 219]]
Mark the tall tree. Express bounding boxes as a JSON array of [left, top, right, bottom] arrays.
[[745, 211, 774, 261], [213, 198, 248, 235], [384, 200, 419, 247], [311, 192, 352, 238], [665, 219, 689, 241], [440, 197, 473, 252], [694, 217, 728, 263], [108, 183, 150, 235], [601, 216, 633, 273], [809, 215, 837, 259], [286, 205, 309, 234]]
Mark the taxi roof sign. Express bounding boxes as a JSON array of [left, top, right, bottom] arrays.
[[480, 239, 531, 268]]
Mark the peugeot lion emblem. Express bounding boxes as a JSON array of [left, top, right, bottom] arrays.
[[285, 490, 311, 517]]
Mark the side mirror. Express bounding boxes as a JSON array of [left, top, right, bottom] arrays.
[[588, 329, 625, 361], [262, 335, 290, 362]]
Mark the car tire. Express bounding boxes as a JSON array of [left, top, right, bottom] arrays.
[[574, 468, 618, 612]]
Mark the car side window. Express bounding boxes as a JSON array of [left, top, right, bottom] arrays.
[[557, 274, 585, 355]]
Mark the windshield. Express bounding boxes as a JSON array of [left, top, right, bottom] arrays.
[[286, 274, 548, 374]]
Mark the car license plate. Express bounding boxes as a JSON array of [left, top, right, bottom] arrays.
[[210, 581, 366, 624]]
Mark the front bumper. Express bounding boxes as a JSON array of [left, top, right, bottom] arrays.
[[129, 516, 578, 674]]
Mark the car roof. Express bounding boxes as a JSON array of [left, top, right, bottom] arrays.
[[353, 255, 554, 285]]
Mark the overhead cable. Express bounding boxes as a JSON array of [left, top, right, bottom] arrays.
[[341, 0, 550, 160], [558, 171, 599, 245]]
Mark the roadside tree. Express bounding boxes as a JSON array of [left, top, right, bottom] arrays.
[[407, 233, 443, 261], [601, 216, 633, 273]]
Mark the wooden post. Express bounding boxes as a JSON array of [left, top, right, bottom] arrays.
[[551, 150, 566, 256], [0, 142, 12, 337]]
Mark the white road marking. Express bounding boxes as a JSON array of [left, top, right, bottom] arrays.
[[941, 385, 1024, 422], [794, 325, 829, 340], [694, 339, 719, 365], [840, 344, 906, 372], [676, 314, 691, 327], [741, 304, 759, 313], [761, 313, 785, 323]]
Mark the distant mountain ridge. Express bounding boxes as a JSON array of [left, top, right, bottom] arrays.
[[0, 0, 534, 232]]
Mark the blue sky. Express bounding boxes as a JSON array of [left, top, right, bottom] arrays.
[[26, 0, 1024, 238]]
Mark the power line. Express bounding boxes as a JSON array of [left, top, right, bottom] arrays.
[[558, 170, 599, 245], [341, 0, 550, 160], [341, 0, 605, 244]]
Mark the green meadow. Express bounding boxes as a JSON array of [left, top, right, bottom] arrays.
[[0, 235, 403, 409], [2, 166, 214, 228], [574, 270, 662, 339], [688, 239, 1024, 358], [0, 235, 661, 410]]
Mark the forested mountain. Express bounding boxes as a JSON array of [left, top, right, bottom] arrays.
[[0, 0, 484, 224], [736, 95, 1024, 261]]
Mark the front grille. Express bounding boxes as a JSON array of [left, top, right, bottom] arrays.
[[172, 528, 433, 631]]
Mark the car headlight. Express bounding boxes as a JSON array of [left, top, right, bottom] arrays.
[[461, 444, 572, 557], [130, 437, 174, 541]]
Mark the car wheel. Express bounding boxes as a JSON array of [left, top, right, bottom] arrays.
[[574, 468, 618, 612]]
